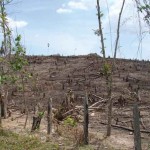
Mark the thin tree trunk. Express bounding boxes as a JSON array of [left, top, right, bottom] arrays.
[[96, 0, 126, 137], [0, 99, 2, 128], [133, 102, 141, 150], [107, 0, 126, 136], [22, 75, 26, 110], [96, 0, 106, 60], [4, 90, 8, 119], [113, 0, 126, 60], [21, 74, 28, 129], [106, 76, 112, 136], [24, 108, 28, 129], [84, 90, 89, 145], [47, 98, 52, 135], [0, 1, 7, 56]]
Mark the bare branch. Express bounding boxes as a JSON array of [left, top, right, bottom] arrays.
[[113, 0, 126, 60], [96, 0, 106, 60]]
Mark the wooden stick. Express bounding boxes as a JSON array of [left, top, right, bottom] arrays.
[[133, 102, 141, 150], [47, 98, 52, 135], [91, 94, 107, 101], [12, 114, 25, 121], [100, 122, 150, 134], [140, 118, 146, 130], [4, 90, 8, 119], [0, 100, 2, 128], [84, 90, 89, 145], [89, 100, 107, 108], [62, 108, 74, 117], [24, 108, 29, 129]]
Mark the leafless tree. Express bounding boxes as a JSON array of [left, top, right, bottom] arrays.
[[96, 0, 126, 136]]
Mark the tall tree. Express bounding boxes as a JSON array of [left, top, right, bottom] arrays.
[[0, 0, 28, 127], [135, 0, 150, 27], [0, 0, 12, 57], [96, 0, 126, 136]]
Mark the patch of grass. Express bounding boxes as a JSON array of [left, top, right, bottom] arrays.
[[0, 129, 59, 150], [78, 145, 95, 150]]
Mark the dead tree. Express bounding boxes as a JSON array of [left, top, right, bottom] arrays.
[[47, 98, 52, 135], [118, 95, 126, 107], [0, 89, 6, 123], [96, 0, 126, 137], [132, 92, 142, 150], [3, 89, 8, 119], [0, 91, 3, 127], [83, 90, 89, 145], [133, 103, 141, 150]]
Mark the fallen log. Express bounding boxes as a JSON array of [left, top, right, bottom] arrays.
[[91, 94, 107, 101], [11, 114, 25, 121], [62, 107, 78, 117], [63, 103, 107, 117], [114, 118, 132, 123], [76, 106, 105, 111], [89, 100, 107, 108], [100, 122, 150, 134]]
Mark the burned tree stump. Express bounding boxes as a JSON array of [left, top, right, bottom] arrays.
[[65, 88, 75, 110], [31, 103, 44, 132], [118, 95, 126, 107], [31, 116, 42, 131]]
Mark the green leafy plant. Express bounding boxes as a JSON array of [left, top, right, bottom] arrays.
[[103, 63, 111, 76], [38, 111, 44, 118], [10, 35, 28, 71], [64, 116, 77, 127]]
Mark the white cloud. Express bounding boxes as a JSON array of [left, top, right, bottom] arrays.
[[57, 0, 96, 14], [7, 17, 28, 29], [56, 8, 72, 14], [101, 0, 150, 59], [80, 0, 97, 9], [68, 1, 88, 10], [102, 0, 149, 34]]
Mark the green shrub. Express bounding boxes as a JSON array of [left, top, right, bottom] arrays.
[[64, 116, 77, 127]]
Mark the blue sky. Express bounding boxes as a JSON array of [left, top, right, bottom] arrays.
[[6, 0, 150, 60]]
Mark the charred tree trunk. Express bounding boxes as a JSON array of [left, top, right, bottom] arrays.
[[133, 99, 141, 150], [0, 99, 2, 128], [24, 109, 29, 129], [106, 74, 113, 136], [31, 103, 43, 132], [96, 0, 126, 137], [3, 90, 8, 119], [31, 116, 42, 131], [83, 90, 89, 145], [0, 89, 4, 127], [47, 98, 52, 135]]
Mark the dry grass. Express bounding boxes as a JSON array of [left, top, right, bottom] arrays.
[[0, 129, 59, 150]]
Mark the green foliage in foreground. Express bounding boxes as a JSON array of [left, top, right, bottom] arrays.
[[0, 129, 58, 150], [64, 116, 77, 127]]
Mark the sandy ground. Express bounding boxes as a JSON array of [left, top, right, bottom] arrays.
[[3, 111, 148, 150]]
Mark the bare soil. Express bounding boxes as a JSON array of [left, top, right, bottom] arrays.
[[2, 54, 150, 149]]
